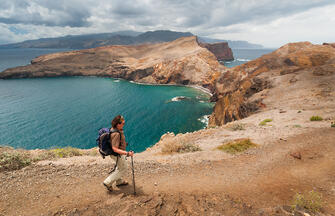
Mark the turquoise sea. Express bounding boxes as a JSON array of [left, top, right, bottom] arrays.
[[223, 48, 275, 68], [0, 47, 274, 152]]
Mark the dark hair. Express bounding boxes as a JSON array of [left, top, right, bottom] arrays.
[[111, 115, 124, 128]]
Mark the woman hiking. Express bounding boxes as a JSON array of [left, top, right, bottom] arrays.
[[103, 115, 134, 191]]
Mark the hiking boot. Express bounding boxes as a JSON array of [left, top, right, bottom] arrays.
[[116, 180, 129, 187], [103, 183, 113, 192]]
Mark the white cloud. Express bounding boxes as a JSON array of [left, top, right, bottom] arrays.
[[0, 0, 334, 47], [207, 5, 335, 47]]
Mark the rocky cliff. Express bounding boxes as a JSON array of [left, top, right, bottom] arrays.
[[0, 36, 225, 91], [199, 42, 234, 61], [209, 41, 335, 126]]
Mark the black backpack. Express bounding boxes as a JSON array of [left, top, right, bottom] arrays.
[[96, 128, 120, 158]]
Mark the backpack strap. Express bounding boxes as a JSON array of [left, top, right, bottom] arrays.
[[109, 129, 122, 172], [110, 128, 122, 148]]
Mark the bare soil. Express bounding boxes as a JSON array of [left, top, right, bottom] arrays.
[[1, 48, 334, 215], [1, 126, 334, 216]]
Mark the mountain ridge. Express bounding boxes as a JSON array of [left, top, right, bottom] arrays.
[[0, 30, 263, 49]]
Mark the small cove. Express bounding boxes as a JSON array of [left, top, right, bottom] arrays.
[[0, 77, 213, 152]]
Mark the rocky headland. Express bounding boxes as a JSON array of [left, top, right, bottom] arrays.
[[1, 38, 335, 215], [199, 41, 234, 61], [209, 41, 335, 126], [0, 36, 227, 92]]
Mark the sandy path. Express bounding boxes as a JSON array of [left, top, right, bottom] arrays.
[[1, 128, 334, 216]]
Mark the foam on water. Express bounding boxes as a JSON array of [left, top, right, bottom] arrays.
[[198, 115, 210, 128]]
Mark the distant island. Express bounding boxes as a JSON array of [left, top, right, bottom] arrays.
[[0, 30, 263, 49]]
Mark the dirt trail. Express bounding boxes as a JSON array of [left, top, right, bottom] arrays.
[[1, 128, 334, 216]]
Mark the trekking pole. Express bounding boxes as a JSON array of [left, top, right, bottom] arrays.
[[131, 155, 136, 195]]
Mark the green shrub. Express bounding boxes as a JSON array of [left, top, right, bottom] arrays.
[[331, 122, 335, 128], [0, 152, 32, 171], [217, 139, 257, 154], [292, 190, 323, 213], [49, 147, 82, 158], [259, 119, 273, 126], [293, 125, 302, 128], [310, 116, 323, 121]]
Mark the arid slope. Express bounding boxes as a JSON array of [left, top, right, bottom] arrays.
[[0, 36, 225, 91], [1, 41, 335, 215]]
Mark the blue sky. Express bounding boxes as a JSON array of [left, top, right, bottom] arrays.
[[0, 0, 334, 48]]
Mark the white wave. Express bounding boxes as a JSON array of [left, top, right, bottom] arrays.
[[113, 80, 120, 82], [188, 85, 212, 96], [236, 58, 251, 62], [198, 115, 210, 127], [171, 96, 187, 102]]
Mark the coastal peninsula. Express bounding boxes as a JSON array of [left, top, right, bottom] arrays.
[[1, 39, 335, 215]]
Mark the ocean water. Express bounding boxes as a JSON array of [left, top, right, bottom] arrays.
[[0, 48, 71, 72], [0, 77, 212, 152], [222, 48, 275, 68], [0, 47, 274, 152]]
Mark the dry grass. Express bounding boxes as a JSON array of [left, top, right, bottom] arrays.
[[217, 138, 257, 154], [0, 151, 32, 171], [227, 123, 245, 131], [48, 147, 82, 158], [0, 146, 99, 171], [161, 136, 201, 154], [291, 190, 323, 213]]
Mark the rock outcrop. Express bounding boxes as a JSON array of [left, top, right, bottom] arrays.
[[199, 42, 234, 61], [323, 42, 335, 48], [0, 36, 225, 91], [209, 41, 335, 126]]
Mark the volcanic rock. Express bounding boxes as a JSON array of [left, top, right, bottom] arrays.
[[0, 36, 225, 91], [209, 42, 335, 126], [199, 42, 234, 61]]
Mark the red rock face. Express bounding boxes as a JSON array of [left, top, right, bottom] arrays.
[[0, 36, 224, 91], [208, 42, 335, 126], [199, 42, 234, 61]]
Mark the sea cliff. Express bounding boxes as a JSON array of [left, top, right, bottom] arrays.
[[209, 41, 335, 126], [0, 36, 228, 93], [1, 39, 335, 215]]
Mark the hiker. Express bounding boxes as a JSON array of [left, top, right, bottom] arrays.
[[103, 115, 134, 191]]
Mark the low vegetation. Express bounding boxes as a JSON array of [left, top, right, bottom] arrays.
[[48, 147, 82, 158], [161, 137, 201, 154], [0, 151, 32, 171], [331, 121, 335, 128], [291, 190, 323, 213], [227, 123, 245, 131], [217, 138, 257, 154], [310, 116, 323, 121], [0, 147, 98, 172], [259, 119, 273, 126]]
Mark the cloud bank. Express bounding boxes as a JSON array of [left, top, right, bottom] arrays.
[[0, 0, 334, 47]]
